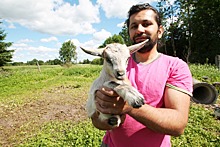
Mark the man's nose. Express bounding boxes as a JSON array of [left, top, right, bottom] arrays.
[[137, 24, 145, 33]]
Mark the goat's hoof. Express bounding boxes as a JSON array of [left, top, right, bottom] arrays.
[[108, 117, 118, 126], [131, 98, 145, 108]]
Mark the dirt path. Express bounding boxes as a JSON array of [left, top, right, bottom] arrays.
[[0, 85, 88, 146]]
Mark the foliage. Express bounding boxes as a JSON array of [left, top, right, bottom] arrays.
[[59, 40, 77, 64], [189, 64, 220, 83], [91, 58, 103, 65], [99, 34, 125, 48], [26, 58, 44, 65], [119, 25, 133, 46], [79, 59, 91, 64], [171, 104, 220, 146], [20, 121, 105, 147], [157, 0, 220, 64], [190, 0, 220, 63], [45, 58, 62, 65], [0, 22, 14, 67]]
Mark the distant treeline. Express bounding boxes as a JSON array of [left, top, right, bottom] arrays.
[[6, 58, 104, 66]]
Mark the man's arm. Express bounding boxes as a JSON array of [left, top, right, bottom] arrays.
[[92, 86, 190, 136], [128, 86, 190, 136]]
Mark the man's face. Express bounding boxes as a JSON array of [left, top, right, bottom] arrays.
[[128, 9, 163, 53]]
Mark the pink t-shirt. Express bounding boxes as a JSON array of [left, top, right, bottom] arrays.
[[103, 54, 193, 147]]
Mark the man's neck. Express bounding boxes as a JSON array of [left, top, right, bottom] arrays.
[[134, 47, 159, 64]]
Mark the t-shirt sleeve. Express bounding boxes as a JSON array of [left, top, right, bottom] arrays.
[[166, 59, 193, 97]]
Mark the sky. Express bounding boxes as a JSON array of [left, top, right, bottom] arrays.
[[0, 0, 159, 63]]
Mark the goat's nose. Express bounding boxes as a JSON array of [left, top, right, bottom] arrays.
[[117, 70, 125, 77]]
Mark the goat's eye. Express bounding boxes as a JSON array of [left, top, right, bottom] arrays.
[[106, 57, 113, 65]]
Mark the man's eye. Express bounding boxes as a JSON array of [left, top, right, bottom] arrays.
[[142, 23, 150, 27], [130, 25, 137, 29], [143, 22, 152, 27]]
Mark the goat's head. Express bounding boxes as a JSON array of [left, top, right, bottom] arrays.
[[80, 39, 149, 80]]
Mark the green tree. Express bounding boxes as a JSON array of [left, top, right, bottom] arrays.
[[158, 0, 220, 64], [27, 59, 38, 65], [119, 25, 133, 46], [190, 0, 220, 63], [59, 40, 77, 64], [99, 34, 125, 48], [0, 22, 14, 67]]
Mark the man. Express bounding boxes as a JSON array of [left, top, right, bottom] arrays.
[[91, 3, 193, 147]]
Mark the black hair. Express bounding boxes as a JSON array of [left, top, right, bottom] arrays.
[[126, 3, 162, 28]]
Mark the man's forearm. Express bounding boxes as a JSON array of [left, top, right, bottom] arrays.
[[128, 104, 188, 136]]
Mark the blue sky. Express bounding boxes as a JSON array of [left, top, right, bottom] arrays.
[[0, 0, 158, 63]]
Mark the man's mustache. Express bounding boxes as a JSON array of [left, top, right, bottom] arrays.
[[134, 33, 151, 40]]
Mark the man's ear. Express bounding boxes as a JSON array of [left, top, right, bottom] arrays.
[[157, 25, 164, 39]]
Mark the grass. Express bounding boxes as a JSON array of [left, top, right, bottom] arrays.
[[0, 65, 101, 105], [0, 64, 219, 146]]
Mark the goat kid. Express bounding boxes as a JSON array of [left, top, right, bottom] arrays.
[[80, 39, 148, 127]]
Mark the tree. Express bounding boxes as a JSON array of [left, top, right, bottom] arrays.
[[0, 22, 14, 67], [158, 0, 196, 63], [99, 34, 125, 48], [119, 25, 133, 46], [27, 58, 38, 65], [59, 40, 77, 64], [190, 0, 220, 63], [158, 0, 220, 64]]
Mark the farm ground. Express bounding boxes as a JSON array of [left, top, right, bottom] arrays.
[[0, 85, 88, 146], [0, 64, 219, 146]]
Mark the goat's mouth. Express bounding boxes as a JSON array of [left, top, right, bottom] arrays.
[[115, 75, 125, 80], [116, 76, 124, 80]]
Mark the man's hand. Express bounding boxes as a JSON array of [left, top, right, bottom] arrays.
[[95, 86, 133, 116]]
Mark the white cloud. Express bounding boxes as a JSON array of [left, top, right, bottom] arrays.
[[117, 22, 126, 28], [97, 0, 158, 19], [73, 29, 112, 62], [0, 0, 100, 35], [10, 42, 59, 62], [93, 29, 112, 42], [40, 37, 58, 42], [17, 39, 34, 43]]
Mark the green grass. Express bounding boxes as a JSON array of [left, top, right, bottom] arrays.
[[0, 64, 219, 146], [171, 104, 220, 146], [19, 120, 105, 147], [0, 65, 102, 105]]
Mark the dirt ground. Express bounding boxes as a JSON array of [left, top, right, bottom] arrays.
[[0, 85, 88, 146]]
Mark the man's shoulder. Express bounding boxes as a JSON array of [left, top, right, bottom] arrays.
[[160, 54, 187, 66]]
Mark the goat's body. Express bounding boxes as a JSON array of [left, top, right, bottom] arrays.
[[86, 62, 145, 127], [81, 41, 148, 127]]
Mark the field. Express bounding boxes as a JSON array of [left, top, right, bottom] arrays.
[[0, 64, 219, 146]]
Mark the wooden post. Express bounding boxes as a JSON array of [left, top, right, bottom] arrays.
[[215, 55, 220, 70], [36, 61, 41, 72]]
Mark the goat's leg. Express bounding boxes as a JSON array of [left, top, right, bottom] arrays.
[[104, 81, 145, 108], [86, 88, 121, 127], [99, 113, 121, 127]]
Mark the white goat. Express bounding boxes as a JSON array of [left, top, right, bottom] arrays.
[[80, 39, 148, 127]]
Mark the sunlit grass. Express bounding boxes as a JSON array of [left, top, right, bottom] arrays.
[[0, 64, 219, 146]]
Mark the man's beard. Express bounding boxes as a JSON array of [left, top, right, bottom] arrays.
[[133, 34, 158, 53]]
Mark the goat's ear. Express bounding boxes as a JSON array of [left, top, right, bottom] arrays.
[[80, 47, 104, 57], [128, 39, 149, 54]]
